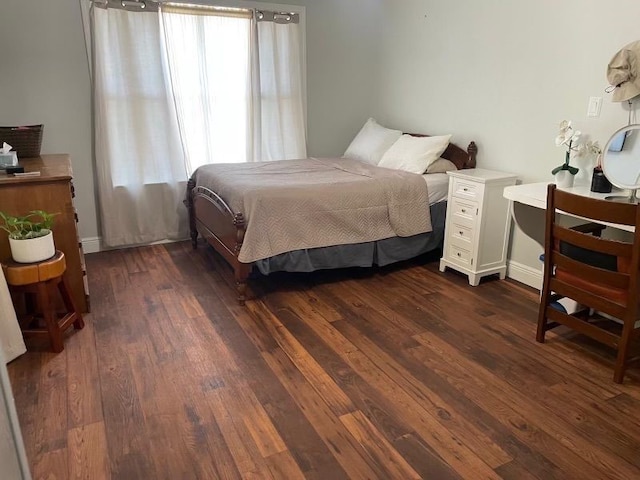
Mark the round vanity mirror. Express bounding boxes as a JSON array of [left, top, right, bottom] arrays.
[[602, 124, 640, 203]]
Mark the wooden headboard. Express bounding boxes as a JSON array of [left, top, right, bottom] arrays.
[[443, 141, 477, 170], [408, 134, 477, 170]]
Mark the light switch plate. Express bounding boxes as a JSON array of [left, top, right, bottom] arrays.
[[588, 96, 602, 117]]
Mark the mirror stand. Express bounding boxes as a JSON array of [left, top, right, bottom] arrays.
[[606, 188, 640, 204], [601, 124, 640, 202]]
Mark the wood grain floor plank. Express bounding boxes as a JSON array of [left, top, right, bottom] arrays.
[[95, 338, 154, 478], [392, 433, 464, 480], [339, 410, 422, 480], [406, 296, 640, 473], [267, 292, 468, 479], [65, 320, 103, 429], [204, 388, 276, 479], [412, 331, 638, 479], [35, 352, 68, 456], [247, 300, 356, 417], [260, 346, 383, 479], [264, 450, 307, 480], [67, 421, 110, 480], [278, 291, 503, 479], [31, 448, 68, 480], [274, 287, 515, 469], [277, 288, 566, 480], [200, 308, 350, 480], [332, 313, 513, 469]]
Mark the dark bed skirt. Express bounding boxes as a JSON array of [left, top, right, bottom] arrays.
[[254, 201, 447, 275]]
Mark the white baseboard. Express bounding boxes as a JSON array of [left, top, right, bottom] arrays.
[[81, 237, 101, 254], [80, 237, 184, 254], [507, 260, 542, 290]]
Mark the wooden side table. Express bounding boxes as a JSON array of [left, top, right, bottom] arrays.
[[2, 251, 84, 353]]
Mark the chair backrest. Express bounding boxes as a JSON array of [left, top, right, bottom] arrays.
[[544, 184, 640, 318]]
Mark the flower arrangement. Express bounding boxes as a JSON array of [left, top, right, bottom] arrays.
[[552, 120, 601, 175]]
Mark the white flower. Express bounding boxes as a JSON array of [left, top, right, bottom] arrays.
[[552, 120, 593, 175], [576, 140, 602, 157], [555, 120, 581, 147]]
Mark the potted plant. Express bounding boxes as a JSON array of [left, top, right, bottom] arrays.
[[0, 210, 57, 263], [552, 120, 601, 188]]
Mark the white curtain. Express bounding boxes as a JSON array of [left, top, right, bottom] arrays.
[[90, 5, 188, 247], [0, 272, 25, 363], [160, 7, 252, 173], [161, 5, 306, 169], [252, 18, 306, 161]]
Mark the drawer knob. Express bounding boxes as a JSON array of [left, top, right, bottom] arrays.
[[461, 208, 466, 213], [457, 252, 461, 257], [463, 188, 468, 191], [459, 231, 464, 235]]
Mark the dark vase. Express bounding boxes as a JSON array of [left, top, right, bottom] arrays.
[[590, 167, 612, 193]]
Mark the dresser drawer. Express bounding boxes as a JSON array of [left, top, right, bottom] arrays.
[[448, 245, 472, 265], [452, 178, 482, 200]]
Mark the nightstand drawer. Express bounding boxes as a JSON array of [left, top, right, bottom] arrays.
[[449, 224, 474, 248], [448, 245, 472, 265], [450, 197, 477, 227], [452, 178, 481, 200]]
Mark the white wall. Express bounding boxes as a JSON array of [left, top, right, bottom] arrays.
[[0, 0, 96, 243], [253, 0, 384, 156], [372, 0, 640, 280]]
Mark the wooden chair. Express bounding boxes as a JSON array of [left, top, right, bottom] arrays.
[[2, 251, 84, 353], [537, 184, 640, 383]]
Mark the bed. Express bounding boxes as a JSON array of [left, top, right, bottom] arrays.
[[186, 136, 477, 304]]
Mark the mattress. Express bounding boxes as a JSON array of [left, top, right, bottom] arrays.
[[423, 173, 450, 204]]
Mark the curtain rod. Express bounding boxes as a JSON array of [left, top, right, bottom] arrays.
[[256, 10, 299, 24], [92, 0, 300, 23]]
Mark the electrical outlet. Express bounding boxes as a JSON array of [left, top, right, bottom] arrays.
[[587, 96, 602, 117]]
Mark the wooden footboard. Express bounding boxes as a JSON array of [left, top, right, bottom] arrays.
[[186, 178, 252, 304]]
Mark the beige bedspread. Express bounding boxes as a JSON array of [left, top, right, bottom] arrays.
[[191, 157, 432, 263]]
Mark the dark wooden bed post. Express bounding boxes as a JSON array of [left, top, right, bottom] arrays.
[[467, 141, 478, 168], [232, 213, 251, 305], [186, 177, 198, 248]]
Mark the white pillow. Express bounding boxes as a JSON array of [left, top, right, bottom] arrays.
[[378, 134, 452, 174], [343, 118, 402, 165], [426, 157, 458, 174]]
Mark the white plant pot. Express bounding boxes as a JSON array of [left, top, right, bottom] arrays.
[[8, 231, 55, 264], [554, 170, 575, 188]]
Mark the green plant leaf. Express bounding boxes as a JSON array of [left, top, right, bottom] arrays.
[[0, 210, 57, 239]]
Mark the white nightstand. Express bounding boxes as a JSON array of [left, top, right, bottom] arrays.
[[439, 168, 518, 286]]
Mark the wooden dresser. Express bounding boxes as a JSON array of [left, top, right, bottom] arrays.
[[0, 154, 89, 312]]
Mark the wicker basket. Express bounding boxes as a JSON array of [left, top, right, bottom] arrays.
[[0, 125, 44, 158]]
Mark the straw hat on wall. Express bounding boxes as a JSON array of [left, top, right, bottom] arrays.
[[607, 40, 640, 102]]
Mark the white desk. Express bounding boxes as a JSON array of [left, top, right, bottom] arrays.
[[503, 182, 633, 247]]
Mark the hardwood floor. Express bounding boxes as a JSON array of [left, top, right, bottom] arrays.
[[8, 241, 640, 479]]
